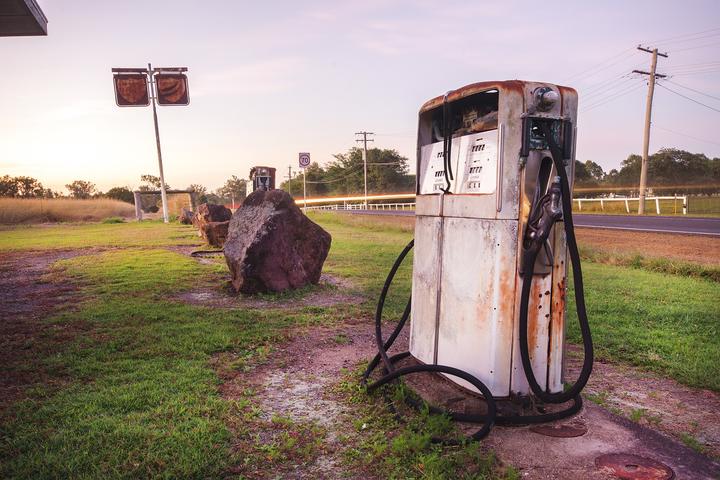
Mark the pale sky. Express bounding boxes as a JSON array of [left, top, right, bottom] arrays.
[[1, 0, 719, 194]]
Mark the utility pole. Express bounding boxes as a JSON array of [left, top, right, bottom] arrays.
[[286, 165, 293, 196], [633, 46, 667, 214], [355, 131, 374, 209]]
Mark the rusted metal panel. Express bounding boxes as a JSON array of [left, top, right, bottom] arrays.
[[547, 225, 568, 392], [409, 216, 443, 365], [113, 75, 149, 107], [155, 73, 189, 106], [436, 218, 517, 396]]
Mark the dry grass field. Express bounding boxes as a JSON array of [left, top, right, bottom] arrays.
[[0, 198, 134, 224]]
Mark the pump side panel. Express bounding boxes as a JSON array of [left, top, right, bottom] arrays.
[[436, 217, 517, 396], [409, 216, 443, 365]]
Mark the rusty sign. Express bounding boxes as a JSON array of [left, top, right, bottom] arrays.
[[113, 74, 149, 107], [155, 74, 189, 106]]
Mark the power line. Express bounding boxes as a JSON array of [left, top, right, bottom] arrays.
[[653, 125, 720, 147], [563, 48, 637, 83], [304, 165, 364, 184], [581, 82, 645, 112], [647, 27, 720, 44], [656, 31, 720, 47], [672, 41, 720, 52], [656, 83, 720, 113], [663, 79, 720, 102]]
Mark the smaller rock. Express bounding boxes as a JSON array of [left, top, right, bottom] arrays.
[[192, 203, 233, 247], [201, 221, 230, 248], [179, 208, 194, 225]]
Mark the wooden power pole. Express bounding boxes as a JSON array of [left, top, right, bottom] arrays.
[[355, 131, 374, 208], [632, 46, 667, 214]]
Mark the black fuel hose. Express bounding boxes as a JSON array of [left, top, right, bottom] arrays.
[[515, 121, 593, 404], [362, 122, 593, 442]]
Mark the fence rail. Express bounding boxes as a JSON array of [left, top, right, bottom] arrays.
[[299, 194, 719, 216], [304, 202, 415, 212], [574, 196, 687, 215]]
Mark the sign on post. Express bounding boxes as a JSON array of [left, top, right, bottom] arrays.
[[113, 74, 149, 106], [111, 65, 189, 223], [155, 74, 190, 105], [299, 152, 311, 169]]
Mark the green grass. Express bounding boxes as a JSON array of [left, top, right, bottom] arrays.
[[0, 221, 200, 251], [566, 262, 720, 391], [1, 215, 718, 478], [579, 246, 720, 282]]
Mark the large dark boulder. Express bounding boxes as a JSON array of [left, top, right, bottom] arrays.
[[224, 190, 331, 294], [192, 203, 232, 246]]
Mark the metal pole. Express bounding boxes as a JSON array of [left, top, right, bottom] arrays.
[[148, 62, 169, 223], [638, 49, 659, 215], [303, 169, 307, 212]]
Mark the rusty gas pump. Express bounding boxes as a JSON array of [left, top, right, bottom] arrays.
[[364, 80, 593, 441], [250, 166, 276, 192]]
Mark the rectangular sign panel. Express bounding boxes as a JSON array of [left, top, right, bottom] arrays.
[[155, 74, 189, 106], [455, 129, 498, 194], [113, 74, 149, 107]]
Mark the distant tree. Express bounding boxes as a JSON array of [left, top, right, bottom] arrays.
[[584, 160, 605, 182], [187, 184, 209, 204], [15, 176, 46, 198], [65, 180, 97, 199], [0, 175, 48, 198], [138, 174, 170, 191], [216, 176, 247, 204], [0, 175, 19, 197], [105, 186, 134, 203]]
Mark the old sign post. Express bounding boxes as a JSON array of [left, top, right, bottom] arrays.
[[111, 64, 189, 222], [299, 152, 310, 210]]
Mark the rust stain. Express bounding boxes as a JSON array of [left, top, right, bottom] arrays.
[[419, 80, 526, 114], [527, 279, 544, 357]]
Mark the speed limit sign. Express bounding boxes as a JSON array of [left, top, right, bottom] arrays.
[[298, 152, 311, 169]]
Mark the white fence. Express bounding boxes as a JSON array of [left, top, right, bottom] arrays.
[[574, 196, 687, 215], [304, 202, 415, 212]]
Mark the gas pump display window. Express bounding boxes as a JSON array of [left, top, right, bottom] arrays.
[[418, 90, 499, 194]]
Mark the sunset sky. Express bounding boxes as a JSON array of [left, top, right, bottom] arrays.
[[1, 0, 719, 193]]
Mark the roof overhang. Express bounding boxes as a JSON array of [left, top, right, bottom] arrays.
[[0, 0, 47, 36]]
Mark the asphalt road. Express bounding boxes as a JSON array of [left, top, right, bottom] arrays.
[[345, 210, 720, 236]]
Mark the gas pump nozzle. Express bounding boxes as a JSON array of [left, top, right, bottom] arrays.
[[524, 177, 563, 254]]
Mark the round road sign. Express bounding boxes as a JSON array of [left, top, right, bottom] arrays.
[[299, 152, 311, 168]]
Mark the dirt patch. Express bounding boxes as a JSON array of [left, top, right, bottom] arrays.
[[217, 321, 390, 479], [175, 274, 363, 310], [0, 249, 90, 413], [566, 345, 720, 459], [216, 318, 720, 479], [576, 227, 720, 266]]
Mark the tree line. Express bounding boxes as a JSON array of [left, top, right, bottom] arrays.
[[280, 147, 414, 197], [575, 148, 720, 196], [3, 147, 718, 203], [0, 174, 248, 205]]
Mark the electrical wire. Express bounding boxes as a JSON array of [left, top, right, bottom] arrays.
[[663, 79, 720, 102], [581, 81, 645, 113], [653, 125, 720, 147], [647, 26, 720, 45], [563, 48, 637, 83], [672, 41, 720, 53], [302, 165, 364, 184], [656, 83, 720, 113]]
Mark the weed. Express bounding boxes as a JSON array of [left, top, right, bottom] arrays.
[[680, 433, 708, 455]]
